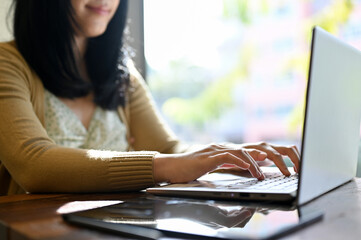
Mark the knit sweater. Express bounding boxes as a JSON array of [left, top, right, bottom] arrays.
[[0, 41, 185, 195]]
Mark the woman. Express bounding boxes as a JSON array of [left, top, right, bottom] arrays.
[[0, 0, 299, 195]]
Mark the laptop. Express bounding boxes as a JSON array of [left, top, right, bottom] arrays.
[[147, 26, 361, 206]]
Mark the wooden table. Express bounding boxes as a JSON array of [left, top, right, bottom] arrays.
[[1, 179, 361, 240]]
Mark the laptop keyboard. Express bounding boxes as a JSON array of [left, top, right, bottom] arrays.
[[223, 172, 298, 191]]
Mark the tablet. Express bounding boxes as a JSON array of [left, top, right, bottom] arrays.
[[63, 196, 322, 240]]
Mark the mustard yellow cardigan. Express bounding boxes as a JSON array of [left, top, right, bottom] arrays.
[[0, 41, 185, 195]]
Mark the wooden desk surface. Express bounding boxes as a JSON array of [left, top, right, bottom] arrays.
[[1, 179, 361, 240]]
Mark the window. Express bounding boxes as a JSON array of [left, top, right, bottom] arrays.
[[0, 0, 12, 42], [144, 0, 361, 147]]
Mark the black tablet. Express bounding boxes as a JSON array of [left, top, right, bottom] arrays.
[[63, 196, 322, 240]]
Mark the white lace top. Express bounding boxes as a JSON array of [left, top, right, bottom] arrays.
[[44, 90, 128, 151]]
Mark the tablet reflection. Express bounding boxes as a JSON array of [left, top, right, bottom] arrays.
[[74, 196, 294, 235]]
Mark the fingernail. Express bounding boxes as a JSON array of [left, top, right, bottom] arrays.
[[256, 170, 264, 179], [259, 173, 265, 180]]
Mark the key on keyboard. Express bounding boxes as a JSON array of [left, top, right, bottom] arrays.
[[224, 172, 298, 191]]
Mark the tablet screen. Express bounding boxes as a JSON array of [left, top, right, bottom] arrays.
[[63, 196, 322, 239]]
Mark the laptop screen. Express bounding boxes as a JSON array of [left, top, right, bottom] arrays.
[[297, 26, 361, 205]]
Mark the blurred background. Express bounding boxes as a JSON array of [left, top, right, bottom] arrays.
[[144, 0, 361, 149]]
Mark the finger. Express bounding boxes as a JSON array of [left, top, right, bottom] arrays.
[[212, 152, 264, 180], [272, 145, 300, 173], [229, 149, 264, 180], [293, 145, 301, 156], [243, 151, 265, 180], [215, 144, 267, 161], [263, 146, 291, 176], [247, 149, 267, 161], [246, 143, 291, 176], [291, 145, 300, 172], [218, 144, 267, 162], [211, 152, 251, 170]]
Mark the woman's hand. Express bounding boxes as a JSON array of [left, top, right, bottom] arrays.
[[153, 142, 300, 184], [240, 142, 300, 176]]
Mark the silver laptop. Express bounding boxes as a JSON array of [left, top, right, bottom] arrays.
[[147, 26, 361, 205]]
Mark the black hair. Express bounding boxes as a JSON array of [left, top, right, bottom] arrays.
[[13, 0, 130, 109]]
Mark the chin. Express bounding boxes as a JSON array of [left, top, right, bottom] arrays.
[[85, 32, 105, 38], [88, 32, 106, 38], [82, 24, 108, 38]]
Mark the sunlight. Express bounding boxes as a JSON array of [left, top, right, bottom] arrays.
[[56, 201, 122, 214]]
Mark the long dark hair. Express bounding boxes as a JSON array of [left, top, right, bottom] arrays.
[[13, 0, 130, 109]]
